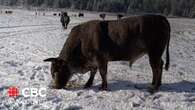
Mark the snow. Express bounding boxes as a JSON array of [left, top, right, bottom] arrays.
[[0, 9, 195, 110]]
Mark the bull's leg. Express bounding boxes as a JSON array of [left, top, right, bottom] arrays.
[[98, 60, 108, 90], [65, 23, 67, 29], [149, 58, 163, 93], [84, 68, 97, 88], [129, 61, 133, 68], [158, 59, 164, 86], [62, 23, 65, 29]]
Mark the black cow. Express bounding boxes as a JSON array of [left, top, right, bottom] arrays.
[[60, 12, 70, 29], [117, 14, 124, 20], [53, 13, 57, 16], [44, 15, 171, 93], [5, 11, 13, 14], [78, 13, 84, 17], [99, 13, 106, 20]]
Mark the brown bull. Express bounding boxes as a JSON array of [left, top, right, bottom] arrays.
[[44, 14, 171, 93]]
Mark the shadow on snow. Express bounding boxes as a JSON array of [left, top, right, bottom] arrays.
[[65, 80, 195, 93]]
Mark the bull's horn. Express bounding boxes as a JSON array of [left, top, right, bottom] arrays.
[[43, 58, 57, 62]]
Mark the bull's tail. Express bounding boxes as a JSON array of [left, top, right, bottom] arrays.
[[165, 20, 171, 71]]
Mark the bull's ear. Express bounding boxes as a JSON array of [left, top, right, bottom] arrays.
[[43, 58, 57, 62]]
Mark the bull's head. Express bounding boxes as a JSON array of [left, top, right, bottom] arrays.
[[44, 58, 73, 89]]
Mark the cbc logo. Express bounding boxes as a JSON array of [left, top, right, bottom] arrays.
[[7, 87, 47, 97], [22, 88, 46, 97]]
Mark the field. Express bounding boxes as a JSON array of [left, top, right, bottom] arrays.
[[0, 9, 195, 110]]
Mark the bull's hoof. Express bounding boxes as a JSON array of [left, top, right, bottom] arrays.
[[84, 82, 93, 89], [148, 85, 159, 94], [51, 83, 64, 89], [84, 85, 91, 89], [52, 85, 64, 89], [99, 86, 108, 91]]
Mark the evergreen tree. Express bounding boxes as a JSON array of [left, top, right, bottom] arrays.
[[1, 0, 195, 17]]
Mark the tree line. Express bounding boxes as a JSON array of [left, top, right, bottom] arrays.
[[1, 0, 195, 17]]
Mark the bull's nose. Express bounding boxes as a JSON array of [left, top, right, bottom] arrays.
[[49, 78, 64, 89], [52, 84, 64, 89], [48, 80, 55, 88]]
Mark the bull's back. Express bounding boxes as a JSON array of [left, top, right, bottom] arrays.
[[99, 15, 170, 60], [65, 15, 170, 61], [106, 15, 170, 44]]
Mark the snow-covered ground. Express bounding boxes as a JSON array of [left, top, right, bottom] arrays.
[[0, 9, 195, 110]]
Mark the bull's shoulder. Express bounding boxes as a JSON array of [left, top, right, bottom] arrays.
[[75, 20, 103, 36], [71, 24, 81, 32], [69, 20, 100, 36], [80, 20, 101, 26]]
